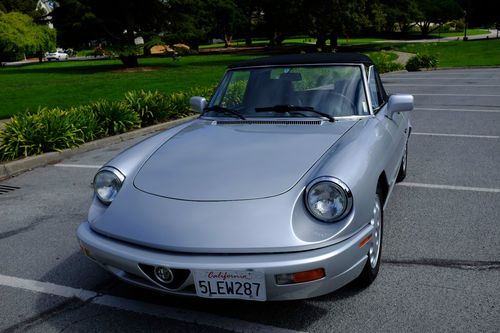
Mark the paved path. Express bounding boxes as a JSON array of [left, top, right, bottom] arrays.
[[1, 55, 110, 67], [393, 51, 414, 65], [378, 29, 499, 43]]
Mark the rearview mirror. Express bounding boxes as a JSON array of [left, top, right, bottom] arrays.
[[387, 94, 413, 118], [279, 72, 302, 81], [190, 96, 207, 113]]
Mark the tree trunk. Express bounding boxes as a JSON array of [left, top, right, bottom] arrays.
[[329, 32, 338, 50], [275, 33, 285, 46], [224, 33, 233, 48], [316, 33, 327, 51], [245, 14, 253, 46], [268, 32, 276, 47], [419, 22, 431, 36], [119, 55, 139, 67]]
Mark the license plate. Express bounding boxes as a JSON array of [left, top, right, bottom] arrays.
[[193, 269, 266, 301]]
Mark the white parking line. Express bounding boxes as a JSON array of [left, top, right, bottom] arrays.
[[414, 107, 500, 113], [397, 182, 500, 193], [54, 164, 101, 169], [385, 84, 500, 87], [412, 132, 499, 139], [411, 94, 500, 97], [384, 72, 500, 76], [383, 77, 500, 80], [0, 274, 303, 333]]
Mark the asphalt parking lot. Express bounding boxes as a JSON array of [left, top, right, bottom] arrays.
[[0, 68, 499, 333]]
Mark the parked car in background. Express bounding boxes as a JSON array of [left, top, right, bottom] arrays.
[[46, 50, 69, 61], [77, 53, 414, 301]]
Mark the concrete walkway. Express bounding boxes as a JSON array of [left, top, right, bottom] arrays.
[[393, 51, 414, 65], [1, 55, 110, 67], [377, 29, 499, 44]]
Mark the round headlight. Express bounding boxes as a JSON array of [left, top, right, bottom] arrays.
[[93, 168, 125, 205], [305, 177, 352, 222]]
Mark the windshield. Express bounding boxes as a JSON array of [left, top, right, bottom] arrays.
[[207, 65, 370, 119]]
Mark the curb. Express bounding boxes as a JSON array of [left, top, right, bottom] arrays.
[[0, 115, 197, 180]]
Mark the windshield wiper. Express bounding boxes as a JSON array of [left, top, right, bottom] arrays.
[[203, 105, 246, 120], [255, 105, 334, 122]]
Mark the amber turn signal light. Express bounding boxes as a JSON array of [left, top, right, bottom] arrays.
[[275, 268, 326, 285]]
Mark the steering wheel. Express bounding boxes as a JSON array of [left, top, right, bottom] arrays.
[[324, 92, 356, 117]]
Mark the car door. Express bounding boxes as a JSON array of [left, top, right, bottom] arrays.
[[368, 66, 407, 185]]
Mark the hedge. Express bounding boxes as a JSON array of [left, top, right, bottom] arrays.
[[0, 86, 215, 161]]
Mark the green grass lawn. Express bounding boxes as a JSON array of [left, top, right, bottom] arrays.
[[428, 28, 490, 38], [2, 37, 499, 119], [199, 30, 492, 49], [393, 38, 500, 67], [200, 37, 397, 48], [0, 55, 253, 119]]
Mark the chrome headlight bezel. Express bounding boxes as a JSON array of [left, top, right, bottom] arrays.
[[305, 177, 353, 223], [93, 167, 125, 205]]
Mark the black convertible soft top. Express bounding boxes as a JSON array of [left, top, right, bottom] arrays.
[[228, 52, 374, 68]]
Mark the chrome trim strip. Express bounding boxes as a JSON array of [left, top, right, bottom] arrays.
[[364, 66, 375, 115], [98, 166, 126, 183], [228, 63, 369, 70]]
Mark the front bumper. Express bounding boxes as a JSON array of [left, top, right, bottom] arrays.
[[77, 222, 373, 301]]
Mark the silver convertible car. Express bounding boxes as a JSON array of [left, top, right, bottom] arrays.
[[78, 53, 413, 301]]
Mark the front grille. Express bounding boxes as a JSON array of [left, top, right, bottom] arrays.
[[215, 120, 322, 125], [138, 264, 190, 290]]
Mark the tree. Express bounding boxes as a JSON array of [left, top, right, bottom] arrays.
[[458, 0, 500, 29], [258, 0, 304, 46], [235, 0, 260, 46], [414, 0, 463, 36], [202, 0, 245, 48], [366, 1, 387, 34], [0, 11, 56, 61], [52, 0, 171, 67], [380, 0, 420, 33], [307, 0, 369, 50], [0, 0, 38, 16]]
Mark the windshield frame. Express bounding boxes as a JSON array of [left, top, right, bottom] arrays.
[[206, 63, 374, 120]]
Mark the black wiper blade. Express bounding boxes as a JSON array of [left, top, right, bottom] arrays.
[[203, 105, 246, 120], [255, 105, 334, 122]]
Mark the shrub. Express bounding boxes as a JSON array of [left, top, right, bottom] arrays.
[[406, 54, 439, 71], [220, 80, 246, 107], [66, 105, 104, 141], [0, 86, 215, 161], [124, 90, 169, 126], [88, 100, 141, 135], [0, 108, 85, 161], [371, 52, 405, 74], [163, 86, 216, 118]]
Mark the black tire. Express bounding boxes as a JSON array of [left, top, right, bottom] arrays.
[[396, 140, 408, 183], [355, 188, 383, 287]]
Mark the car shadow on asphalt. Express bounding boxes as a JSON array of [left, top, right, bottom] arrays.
[[34, 251, 369, 331]]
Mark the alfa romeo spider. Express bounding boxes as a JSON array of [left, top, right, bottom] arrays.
[[77, 53, 413, 301]]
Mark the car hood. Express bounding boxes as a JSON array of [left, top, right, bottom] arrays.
[[133, 119, 355, 201]]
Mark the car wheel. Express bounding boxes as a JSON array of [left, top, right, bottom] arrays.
[[396, 140, 408, 183], [354, 189, 383, 287]]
